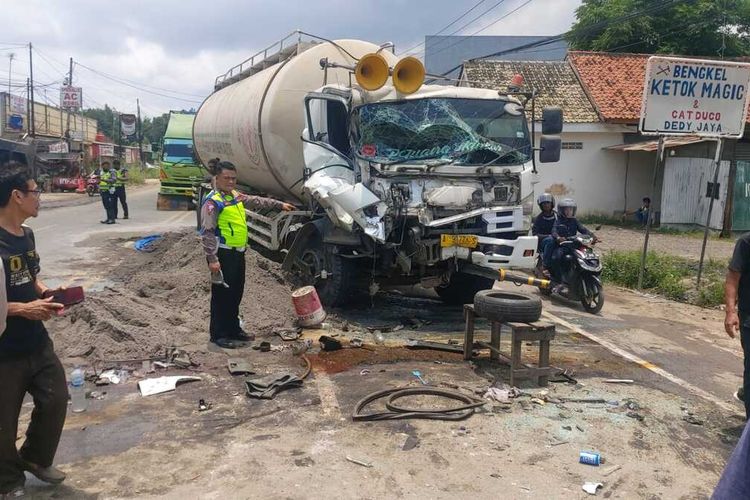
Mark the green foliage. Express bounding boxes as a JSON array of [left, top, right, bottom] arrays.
[[568, 0, 750, 56], [602, 250, 726, 307], [126, 167, 146, 185], [696, 280, 725, 307], [603, 250, 688, 300], [82, 106, 194, 149]]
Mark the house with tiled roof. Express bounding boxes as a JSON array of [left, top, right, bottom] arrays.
[[459, 59, 655, 217], [454, 52, 750, 230], [568, 51, 750, 231]]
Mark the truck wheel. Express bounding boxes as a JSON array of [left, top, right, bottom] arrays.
[[473, 290, 542, 323], [298, 240, 353, 307], [435, 272, 494, 306]]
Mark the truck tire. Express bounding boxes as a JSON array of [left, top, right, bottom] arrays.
[[474, 290, 542, 323], [296, 237, 355, 307], [435, 272, 494, 306]]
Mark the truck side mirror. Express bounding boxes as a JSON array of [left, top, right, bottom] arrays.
[[539, 136, 561, 163], [542, 107, 563, 135]]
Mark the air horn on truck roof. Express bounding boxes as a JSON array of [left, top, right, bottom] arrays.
[[321, 53, 426, 94]]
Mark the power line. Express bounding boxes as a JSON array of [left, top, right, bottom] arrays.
[[420, 0, 535, 62], [435, 0, 688, 78], [74, 61, 205, 99], [75, 62, 204, 104], [397, 0, 489, 56], [406, 0, 511, 57]]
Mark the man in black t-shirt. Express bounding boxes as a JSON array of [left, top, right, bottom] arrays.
[[726, 233, 750, 419], [0, 163, 67, 497]]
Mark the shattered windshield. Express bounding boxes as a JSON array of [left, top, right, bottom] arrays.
[[353, 98, 530, 166]]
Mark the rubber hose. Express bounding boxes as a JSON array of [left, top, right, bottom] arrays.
[[352, 387, 485, 422], [299, 354, 311, 380], [386, 387, 486, 414]]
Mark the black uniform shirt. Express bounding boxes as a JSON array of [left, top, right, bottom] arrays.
[[0, 225, 46, 359]]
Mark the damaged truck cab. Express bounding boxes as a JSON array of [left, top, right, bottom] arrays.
[[193, 33, 562, 306]]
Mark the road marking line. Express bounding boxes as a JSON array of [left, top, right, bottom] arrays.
[[542, 310, 741, 415], [313, 371, 342, 419]]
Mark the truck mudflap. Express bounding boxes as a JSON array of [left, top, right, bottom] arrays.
[[440, 235, 537, 270]]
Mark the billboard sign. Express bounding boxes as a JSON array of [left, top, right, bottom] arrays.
[[120, 114, 137, 136], [9, 94, 27, 115], [68, 130, 84, 141], [49, 142, 69, 154], [60, 86, 82, 110], [98, 144, 115, 157], [640, 56, 750, 138]]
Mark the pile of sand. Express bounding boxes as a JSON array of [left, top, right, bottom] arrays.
[[48, 230, 296, 361]]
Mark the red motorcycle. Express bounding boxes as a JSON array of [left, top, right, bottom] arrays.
[[86, 173, 100, 197]]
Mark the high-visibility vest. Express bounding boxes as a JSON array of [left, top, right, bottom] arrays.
[[115, 169, 127, 187], [99, 169, 115, 190], [206, 190, 247, 248]]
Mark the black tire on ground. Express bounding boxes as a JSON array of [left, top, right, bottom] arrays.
[[435, 272, 495, 306], [473, 290, 542, 323]]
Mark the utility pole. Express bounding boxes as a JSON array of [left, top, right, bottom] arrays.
[[137, 98, 143, 170], [65, 57, 73, 149], [7, 53, 14, 95], [28, 43, 35, 137], [26, 78, 30, 132]]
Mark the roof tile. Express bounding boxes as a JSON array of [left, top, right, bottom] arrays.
[[461, 60, 599, 123], [568, 51, 750, 124]]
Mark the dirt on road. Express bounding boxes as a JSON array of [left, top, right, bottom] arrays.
[[34, 230, 743, 499], [48, 230, 296, 362]]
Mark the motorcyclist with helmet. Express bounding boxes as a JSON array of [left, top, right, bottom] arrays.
[[532, 193, 557, 276], [550, 198, 595, 282]]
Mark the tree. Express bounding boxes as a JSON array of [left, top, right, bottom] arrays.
[[567, 0, 750, 56], [83, 106, 171, 147]]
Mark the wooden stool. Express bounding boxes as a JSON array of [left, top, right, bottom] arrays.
[[463, 304, 556, 387]]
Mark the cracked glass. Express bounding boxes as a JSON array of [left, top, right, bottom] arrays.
[[353, 98, 530, 165]]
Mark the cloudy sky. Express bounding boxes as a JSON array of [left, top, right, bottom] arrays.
[[2, 0, 581, 117]]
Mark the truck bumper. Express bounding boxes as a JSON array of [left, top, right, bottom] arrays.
[[159, 183, 195, 197], [440, 235, 538, 270]]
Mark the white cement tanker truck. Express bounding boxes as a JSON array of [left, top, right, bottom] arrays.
[[193, 31, 562, 306]]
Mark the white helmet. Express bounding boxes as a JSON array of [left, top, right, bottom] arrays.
[[558, 198, 577, 218]]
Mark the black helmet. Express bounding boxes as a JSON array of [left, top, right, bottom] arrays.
[[537, 193, 555, 210], [558, 198, 577, 218]]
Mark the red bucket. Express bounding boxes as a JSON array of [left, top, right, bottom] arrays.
[[291, 286, 326, 327]]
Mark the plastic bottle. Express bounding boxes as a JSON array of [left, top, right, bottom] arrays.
[[70, 367, 87, 413]]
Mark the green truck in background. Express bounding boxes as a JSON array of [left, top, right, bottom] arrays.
[[157, 111, 204, 210]]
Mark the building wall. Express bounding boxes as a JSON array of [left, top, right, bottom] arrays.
[[661, 158, 730, 229], [0, 92, 97, 143], [533, 131, 654, 216]]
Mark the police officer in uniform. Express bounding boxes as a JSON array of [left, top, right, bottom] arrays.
[[200, 161, 294, 349], [113, 160, 128, 219], [99, 161, 117, 225]]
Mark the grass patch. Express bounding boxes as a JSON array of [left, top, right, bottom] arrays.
[[578, 215, 727, 240], [124, 166, 159, 184], [602, 250, 726, 307]]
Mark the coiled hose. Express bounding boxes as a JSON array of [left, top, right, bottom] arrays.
[[352, 387, 485, 421]]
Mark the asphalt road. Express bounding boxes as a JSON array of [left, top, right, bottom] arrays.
[[26, 182, 194, 288], [25, 185, 747, 420], [539, 285, 745, 418]]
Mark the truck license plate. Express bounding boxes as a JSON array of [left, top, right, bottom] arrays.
[[440, 234, 479, 249]]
